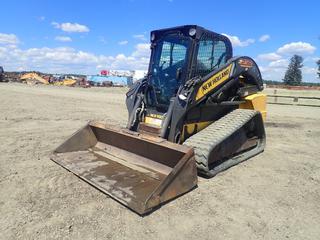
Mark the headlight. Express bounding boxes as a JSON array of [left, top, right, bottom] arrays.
[[151, 33, 155, 41], [189, 28, 196, 36]]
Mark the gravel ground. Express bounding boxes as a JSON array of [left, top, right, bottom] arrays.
[[1, 83, 320, 240]]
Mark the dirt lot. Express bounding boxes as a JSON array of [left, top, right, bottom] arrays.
[[1, 83, 320, 240]]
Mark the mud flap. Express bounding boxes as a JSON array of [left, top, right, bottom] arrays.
[[51, 121, 197, 215]]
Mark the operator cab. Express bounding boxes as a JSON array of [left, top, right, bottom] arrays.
[[146, 25, 233, 111]]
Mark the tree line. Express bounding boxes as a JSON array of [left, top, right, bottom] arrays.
[[282, 55, 320, 85]]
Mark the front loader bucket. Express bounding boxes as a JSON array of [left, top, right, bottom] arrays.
[[51, 121, 197, 215]]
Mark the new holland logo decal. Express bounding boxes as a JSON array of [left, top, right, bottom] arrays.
[[196, 64, 233, 100]]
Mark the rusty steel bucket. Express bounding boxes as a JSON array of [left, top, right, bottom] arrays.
[[51, 121, 197, 215]]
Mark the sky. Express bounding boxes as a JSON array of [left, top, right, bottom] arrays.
[[0, 0, 319, 82]]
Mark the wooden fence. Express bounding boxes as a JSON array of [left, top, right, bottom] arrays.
[[267, 95, 320, 107]]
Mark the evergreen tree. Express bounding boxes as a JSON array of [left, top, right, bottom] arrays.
[[283, 55, 303, 85], [317, 59, 320, 79]]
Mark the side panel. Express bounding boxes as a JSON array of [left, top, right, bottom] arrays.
[[195, 63, 233, 101], [181, 121, 212, 142], [239, 93, 267, 121]]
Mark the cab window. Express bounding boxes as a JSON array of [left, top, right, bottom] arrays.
[[195, 39, 227, 77]]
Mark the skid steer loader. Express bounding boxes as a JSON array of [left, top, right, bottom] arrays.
[[51, 25, 266, 215]]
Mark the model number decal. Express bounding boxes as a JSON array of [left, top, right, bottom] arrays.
[[148, 113, 164, 119]]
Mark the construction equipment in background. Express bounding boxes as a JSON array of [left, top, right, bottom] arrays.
[[79, 78, 91, 88], [53, 78, 77, 87], [52, 25, 266, 215], [21, 72, 49, 85], [0, 66, 4, 82]]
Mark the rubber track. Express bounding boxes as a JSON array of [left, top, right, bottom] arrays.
[[183, 109, 259, 176]]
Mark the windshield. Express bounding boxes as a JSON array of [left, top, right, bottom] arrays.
[[149, 34, 190, 107]]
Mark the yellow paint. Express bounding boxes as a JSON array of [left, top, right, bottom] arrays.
[[148, 113, 164, 119], [62, 79, 77, 86], [20, 72, 48, 84], [239, 93, 267, 121], [196, 64, 233, 100], [53, 81, 63, 86], [53, 79, 77, 86], [181, 121, 212, 141], [144, 116, 162, 127]]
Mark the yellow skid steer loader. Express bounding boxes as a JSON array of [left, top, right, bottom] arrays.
[[51, 25, 266, 215]]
